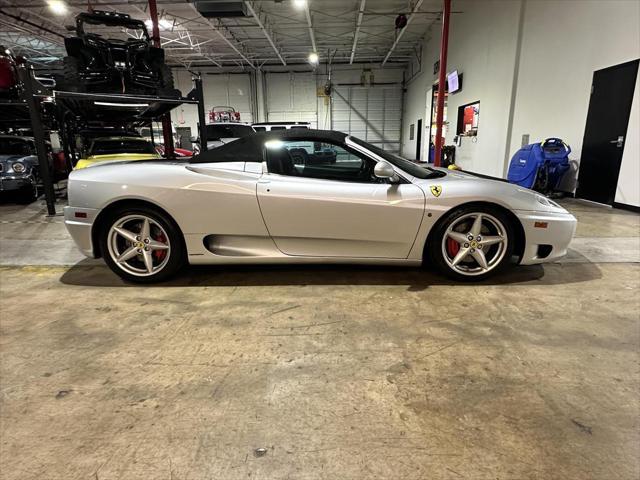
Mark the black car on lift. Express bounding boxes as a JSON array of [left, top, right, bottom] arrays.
[[59, 11, 178, 97]]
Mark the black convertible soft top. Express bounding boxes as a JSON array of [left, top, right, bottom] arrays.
[[190, 129, 347, 164]]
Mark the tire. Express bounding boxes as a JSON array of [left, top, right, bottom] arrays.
[[158, 64, 180, 97], [60, 56, 85, 93], [16, 185, 37, 204], [427, 205, 515, 281], [99, 206, 185, 283]]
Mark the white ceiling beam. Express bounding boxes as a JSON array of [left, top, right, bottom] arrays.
[[304, 3, 317, 53], [244, 1, 286, 66], [381, 0, 424, 67], [186, 2, 255, 68]]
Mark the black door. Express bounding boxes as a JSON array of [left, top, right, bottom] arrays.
[[577, 59, 639, 205], [416, 118, 423, 161]]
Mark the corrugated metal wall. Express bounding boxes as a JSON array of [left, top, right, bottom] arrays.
[[201, 74, 254, 124], [265, 72, 318, 127], [331, 86, 403, 153], [173, 68, 404, 152]]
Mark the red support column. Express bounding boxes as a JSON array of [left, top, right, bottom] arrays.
[[148, 0, 175, 158], [434, 0, 451, 167]]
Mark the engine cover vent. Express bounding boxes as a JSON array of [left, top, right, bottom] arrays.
[[194, 1, 249, 17]]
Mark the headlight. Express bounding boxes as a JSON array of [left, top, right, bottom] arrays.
[[12, 162, 26, 173], [535, 194, 551, 206], [535, 194, 563, 210]]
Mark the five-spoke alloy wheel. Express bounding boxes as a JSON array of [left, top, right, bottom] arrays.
[[100, 206, 185, 283], [429, 205, 514, 281]]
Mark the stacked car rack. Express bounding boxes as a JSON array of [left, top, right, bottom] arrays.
[[12, 63, 207, 215]]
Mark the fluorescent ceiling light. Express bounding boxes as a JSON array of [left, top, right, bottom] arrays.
[[308, 52, 319, 65], [293, 0, 307, 9], [47, 0, 67, 15], [94, 102, 150, 107]]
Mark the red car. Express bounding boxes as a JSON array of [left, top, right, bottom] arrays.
[[0, 47, 20, 99]]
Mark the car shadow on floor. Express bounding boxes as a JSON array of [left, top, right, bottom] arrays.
[[59, 253, 602, 290]]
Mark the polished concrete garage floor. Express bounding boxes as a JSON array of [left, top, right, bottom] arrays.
[[0, 198, 638, 480]]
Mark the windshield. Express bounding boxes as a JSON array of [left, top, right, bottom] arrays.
[[90, 139, 156, 155], [0, 138, 34, 156], [83, 22, 147, 42], [205, 124, 254, 140], [349, 136, 445, 179]]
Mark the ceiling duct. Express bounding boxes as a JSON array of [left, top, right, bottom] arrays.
[[194, 1, 249, 18]]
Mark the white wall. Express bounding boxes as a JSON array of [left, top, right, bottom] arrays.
[[616, 71, 640, 207], [316, 65, 405, 131], [173, 65, 404, 138], [402, 0, 521, 177], [173, 70, 253, 137], [402, 0, 640, 205], [508, 0, 640, 194], [265, 72, 318, 126], [401, 33, 440, 161]]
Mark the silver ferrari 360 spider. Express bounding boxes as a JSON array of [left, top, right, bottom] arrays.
[[64, 130, 577, 283]]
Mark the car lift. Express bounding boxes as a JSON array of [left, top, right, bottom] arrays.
[[14, 62, 208, 216]]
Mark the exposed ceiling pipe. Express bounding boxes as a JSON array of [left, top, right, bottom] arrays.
[[381, 0, 424, 67], [349, 0, 366, 64], [303, 3, 317, 53], [0, 10, 65, 38], [186, 2, 255, 68], [244, 1, 286, 66]]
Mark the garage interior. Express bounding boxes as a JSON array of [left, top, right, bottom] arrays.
[[0, 0, 639, 479]]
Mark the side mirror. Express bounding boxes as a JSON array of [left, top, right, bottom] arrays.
[[374, 160, 399, 182]]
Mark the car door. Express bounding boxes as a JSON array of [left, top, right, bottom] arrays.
[[256, 137, 425, 258]]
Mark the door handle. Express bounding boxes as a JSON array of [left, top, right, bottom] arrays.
[[609, 136, 624, 147]]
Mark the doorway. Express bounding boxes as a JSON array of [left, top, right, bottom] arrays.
[[428, 83, 449, 162], [416, 119, 423, 161], [576, 59, 639, 205]]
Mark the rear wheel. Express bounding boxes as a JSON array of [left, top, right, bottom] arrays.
[[428, 205, 515, 281], [99, 206, 185, 283]]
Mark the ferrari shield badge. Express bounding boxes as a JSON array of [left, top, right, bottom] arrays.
[[430, 185, 442, 197]]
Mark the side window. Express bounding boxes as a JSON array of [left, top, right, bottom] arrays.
[[265, 139, 383, 183]]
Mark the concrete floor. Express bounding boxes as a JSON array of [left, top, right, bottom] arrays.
[[0, 197, 638, 479]]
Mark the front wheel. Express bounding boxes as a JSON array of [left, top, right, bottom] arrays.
[[99, 207, 185, 283], [428, 205, 515, 281]]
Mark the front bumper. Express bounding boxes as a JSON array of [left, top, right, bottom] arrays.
[[516, 210, 577, 265], [0, 174, 34, 192], [63, 206, 100, 258]]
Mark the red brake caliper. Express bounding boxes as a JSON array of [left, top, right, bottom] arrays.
[[447, 237, 460, 257], [153, 232, 167, 261]]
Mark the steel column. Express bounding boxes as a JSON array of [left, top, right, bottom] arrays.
[[18, 64, 56, 215], [148, 0, 175, 157], [434, 0, 451, 167], [194, 76, 208, 152]]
